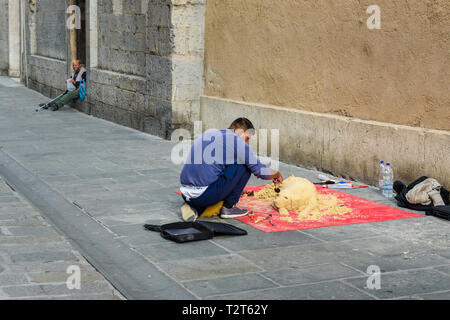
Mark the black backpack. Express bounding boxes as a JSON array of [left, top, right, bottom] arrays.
[[426, 206, 450, 221], [144, 221, 247, 243], [394, 176, 450, 211]]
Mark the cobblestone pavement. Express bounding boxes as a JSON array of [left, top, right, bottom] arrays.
[[0, 177, 123, 300], [0, 76, 449, 299]]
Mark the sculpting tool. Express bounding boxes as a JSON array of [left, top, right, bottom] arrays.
[[318, 183, 368, 189]]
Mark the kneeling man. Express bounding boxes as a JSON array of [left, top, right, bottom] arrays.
[[180, 118, 283, 221]]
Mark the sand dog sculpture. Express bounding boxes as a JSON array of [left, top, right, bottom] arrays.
[[255, 176, 352, 221]]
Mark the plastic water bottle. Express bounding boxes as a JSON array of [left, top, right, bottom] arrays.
[[378, 161, 385, 191], [382, 163, 394, 198]]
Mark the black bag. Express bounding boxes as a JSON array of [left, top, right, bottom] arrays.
[[426, 206, 450, 221], [394, 176, 450, 211], [144, 221, 247, 243]]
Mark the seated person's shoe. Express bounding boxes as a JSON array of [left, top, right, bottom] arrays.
[[220, 205, 248, 219], [181, 203, 198, 222]]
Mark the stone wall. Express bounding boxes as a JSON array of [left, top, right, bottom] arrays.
[[27, 55, 67, 99], [26, 0, 68, 99], [0, 0, 8, 75], [85, 0, 205, 139], [86, 0, 150, 134], [34, 0, 67, 60]]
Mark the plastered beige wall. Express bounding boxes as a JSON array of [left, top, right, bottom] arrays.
[[204, 0, 450, 131]]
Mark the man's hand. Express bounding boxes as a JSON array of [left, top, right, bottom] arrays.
[[268, 169, 283, 185], [70, 79, 76, 84], [272, 172, 283, 185]]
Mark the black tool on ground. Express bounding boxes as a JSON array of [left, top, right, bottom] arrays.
[[314, 180, 336, 185], [144, 221, 247, 243], [35, 90, 68, 112], [426, 206, 450, 221]]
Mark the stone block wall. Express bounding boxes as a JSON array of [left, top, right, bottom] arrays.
[[85, 0, 205, 139], [34, 0, 67, 60], [144, 0, 173, 138], [96, 1, 147, 76], [26, 0, 68, 99], [27, 55, 67, 99], [0, 0, 8, 75], [86, 0, 150, 133]]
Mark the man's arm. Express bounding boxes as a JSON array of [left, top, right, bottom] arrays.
[[232, 133, 283, 184]]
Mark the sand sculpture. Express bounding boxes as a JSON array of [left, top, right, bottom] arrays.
[[255, 176, 352, 221]]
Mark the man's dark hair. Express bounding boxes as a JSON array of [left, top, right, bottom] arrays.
[[229, 118, 255, 132]]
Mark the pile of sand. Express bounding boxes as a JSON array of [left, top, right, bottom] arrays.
[[255, 176, 352, 221]]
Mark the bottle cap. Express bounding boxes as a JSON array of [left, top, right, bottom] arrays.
[[386, 163, 390, 166], [380, 161, 384, 164]]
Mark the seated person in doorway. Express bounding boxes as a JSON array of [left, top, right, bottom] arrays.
[[44, 60, 86, 111], [179, 118, 284, 221]]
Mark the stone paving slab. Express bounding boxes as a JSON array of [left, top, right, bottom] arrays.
[[209, 281, 375, 300], [339, 250, 450, 274], [343, 269, 450, 299], [137, 240, 230, 263], [435, 265, 450, 275], [0, 178, 124, 300], [182, 273, 277, 298], [157, 254, 264, 282], [212, 230, 321, 251], [417, 291, 450, 300], [261, 263, 364, 287], [300, 223, 383, 242], [0, 81, 449, 299]]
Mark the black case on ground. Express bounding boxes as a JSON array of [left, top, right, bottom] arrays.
[[196, 221, 248, 236], [426, 206, 450, 221], [144, 221, 247, 243]]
